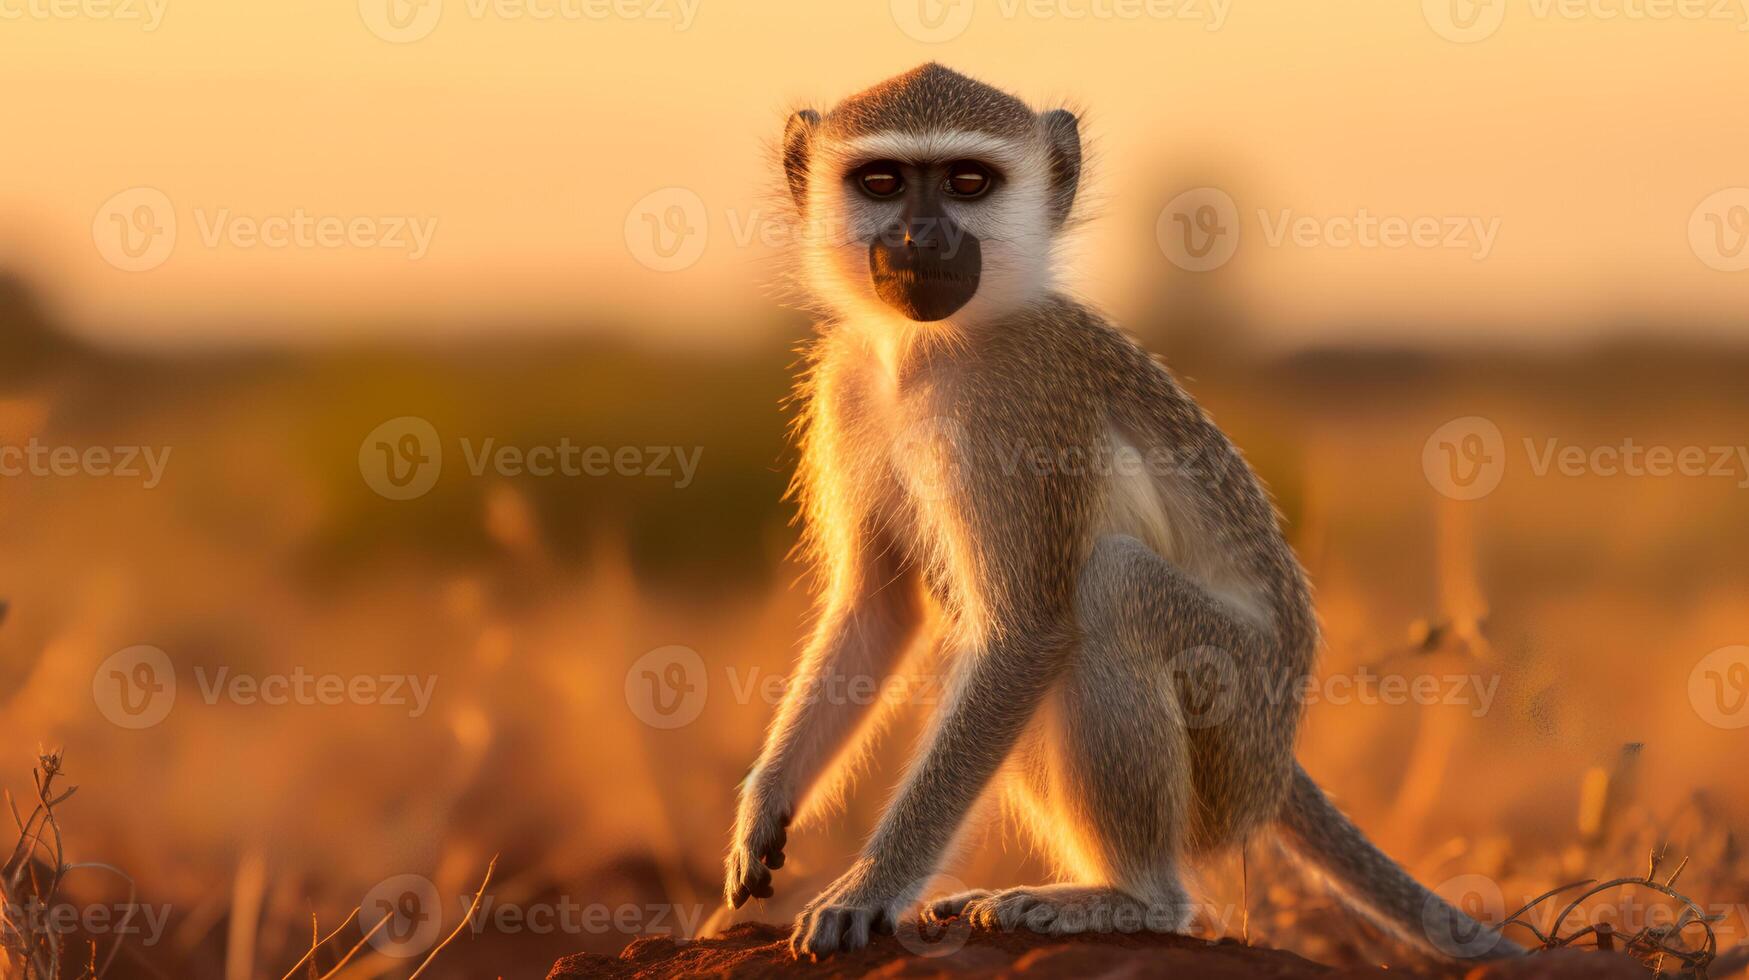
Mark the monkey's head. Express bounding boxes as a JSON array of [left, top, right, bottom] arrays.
[[781, 64, 1082, 328]]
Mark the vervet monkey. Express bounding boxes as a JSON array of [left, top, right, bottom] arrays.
[[723, 63, 1522, 962]]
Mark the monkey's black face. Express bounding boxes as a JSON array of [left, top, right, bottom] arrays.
[[851, 159, 995, 322]]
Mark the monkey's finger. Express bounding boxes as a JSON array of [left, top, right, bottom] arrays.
[[760, 826, 788, 868], [806, 908, 845, 959], [843, 911, 871, 951], [735, 859, 772, 905], [787, 913, 812, 958]]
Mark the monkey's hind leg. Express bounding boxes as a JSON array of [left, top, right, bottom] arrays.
[[928, 534, 1237, 936]]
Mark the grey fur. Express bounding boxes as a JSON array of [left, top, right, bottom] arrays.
[[782, 109, 820, 211], [1039, 108, 1081, 226], [818, 62, 1037, 141], [725, 65, 1522, 964]]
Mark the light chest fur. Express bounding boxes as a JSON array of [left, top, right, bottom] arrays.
[[812, 323, 1271, 633]]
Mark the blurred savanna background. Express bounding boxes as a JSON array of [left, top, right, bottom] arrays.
[[2, 0, 1748, 976]]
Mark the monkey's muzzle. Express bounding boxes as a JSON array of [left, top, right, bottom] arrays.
[[868, 220, 982, 322]]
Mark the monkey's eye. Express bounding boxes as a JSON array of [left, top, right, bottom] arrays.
[[854, 163, 905, 199], [944, 161, 995, 199]]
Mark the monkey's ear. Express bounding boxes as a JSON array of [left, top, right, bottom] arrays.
[[1041, 109, 1081, 226], [783, 109, 821, 211]]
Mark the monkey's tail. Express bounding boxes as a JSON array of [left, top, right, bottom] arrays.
[[1275, 764, 1526, 960]]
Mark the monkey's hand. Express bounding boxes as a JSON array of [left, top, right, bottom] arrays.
[[724, 780, 790, 909], [789, 858, 907, 959]]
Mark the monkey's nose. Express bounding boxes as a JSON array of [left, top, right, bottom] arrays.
[[897, 219, 945, 250]]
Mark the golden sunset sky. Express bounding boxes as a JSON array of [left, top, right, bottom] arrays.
[[2, 0, 1745, 348]]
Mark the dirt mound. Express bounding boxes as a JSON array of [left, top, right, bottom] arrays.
[[548, 922, 1650, 979]]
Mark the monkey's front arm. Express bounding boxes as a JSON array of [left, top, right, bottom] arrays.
[[724, 544, 920, 910], [787, 616, 1074, 958]]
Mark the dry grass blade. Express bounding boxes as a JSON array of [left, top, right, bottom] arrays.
[[0, 751, 134, 980], [313, 914, 392, 980], [276, 908, 359, 980], [407, 855, 498, 980], [61, 862, 137, 978]]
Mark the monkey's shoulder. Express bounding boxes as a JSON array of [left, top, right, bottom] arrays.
[[973, 297, 1199, 414]]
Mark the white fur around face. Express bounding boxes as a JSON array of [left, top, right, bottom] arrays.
[[797, 127, 1061, 341]]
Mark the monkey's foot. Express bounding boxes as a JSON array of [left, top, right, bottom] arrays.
[[922, 888, 992, 922], [925, 884, 1188, 936]]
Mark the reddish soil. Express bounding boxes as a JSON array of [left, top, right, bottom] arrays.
[[547, 922, 1652, 979]]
